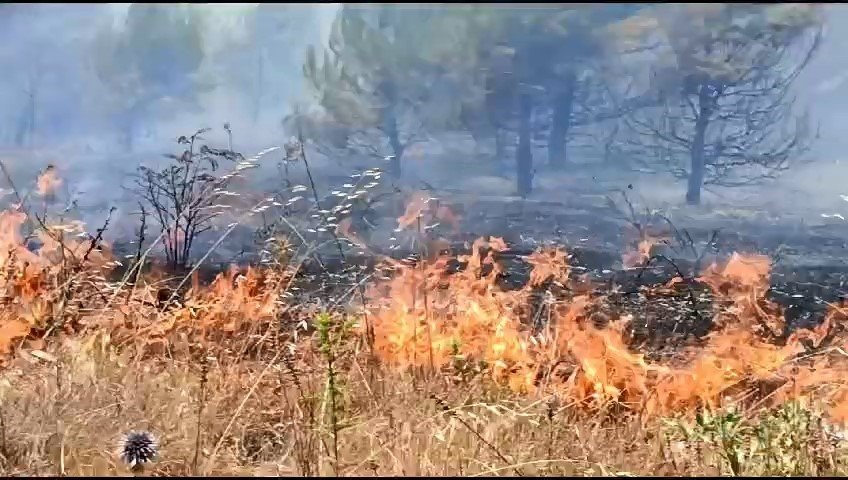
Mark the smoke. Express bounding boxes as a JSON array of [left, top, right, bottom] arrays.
[[2, 4, 848, 254], [315, 3, 342, 47], [0, 4, 345, 248]]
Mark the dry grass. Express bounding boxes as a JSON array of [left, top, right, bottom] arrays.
[[4, 337, 848, 477], [3, 168, 848, 477]]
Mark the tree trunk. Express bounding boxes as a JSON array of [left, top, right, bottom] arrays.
[[252, 49, 264, 124], [548, 72, 576, 169], [516, 91, 533, 198], [485, 68, 513, 164], [27, 89, 35, 146], [495, 128, 506, 162], [686, 147, 704, 205], [384, 109, 403, 179], [13, 109, 28, 147], [686, 85, 712, 205], [603, 122, 620, 165], [378, 79, 405, 179], [14, 90, 35, 147], [122, 119, 135, 152], [121, 108, 138, 152]]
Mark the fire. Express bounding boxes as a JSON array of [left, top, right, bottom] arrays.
[[35, 165, 62, 198], [0, 193, 302, 367], [701, 252, 771, 290], [366, 234, 848, 418], [829, 387, 848, 426], [1, 171, 848, 427], [186, 266, 281, 332], [397, 190, 460, 233], [622, 238, 656, 269], [335, 217, 368, 249], [368, 237, 528, 375], [0, 209, 38, 269], [699, 252, 783, 335], [0, 208, 115, 358], [621, 224, 668, 269]]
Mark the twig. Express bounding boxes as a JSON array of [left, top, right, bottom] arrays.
[[204, 348, 283, 475], [431, 394, 525, 477], [82, 207, 116, 263], [192, 355, 211, 475], [416, 214, 434, 373], [296, 122, 374, 351]]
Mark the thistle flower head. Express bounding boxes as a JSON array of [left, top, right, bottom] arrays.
[[118, 430, 158, 468]]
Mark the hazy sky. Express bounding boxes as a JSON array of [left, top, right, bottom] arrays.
[[0, 3, 341, 152]]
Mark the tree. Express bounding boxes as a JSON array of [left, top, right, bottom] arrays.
[[535, 5, 649, 170], [473, 7, 635, 194], [0, 4, 95, 147], [445, 6, 656, 195], [301, 6, 430, 178], [206, 5, 320, 126], [134, 128, 246, 269], [92, 4, 207, 151], [621, 4, 822, 204], [301, 5, 491, 178]]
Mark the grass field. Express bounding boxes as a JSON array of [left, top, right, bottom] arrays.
[[2, 167, 848, 477]]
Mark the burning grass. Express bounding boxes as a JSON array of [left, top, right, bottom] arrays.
[[366, 235, 848, 418], [3, 171, 848, 476]]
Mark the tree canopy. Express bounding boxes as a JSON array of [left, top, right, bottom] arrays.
[[300, 4, 822, 201], [621, 4, 822, 203], [92, 4, 208, 150]]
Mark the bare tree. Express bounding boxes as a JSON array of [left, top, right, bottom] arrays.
[[621, 5, 822, 204], [134, 128, 246, 269]]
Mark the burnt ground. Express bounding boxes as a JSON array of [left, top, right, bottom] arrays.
[[241, 187, 848, 354], [32, 143, 845, 352], [460, 196, 848, 342]]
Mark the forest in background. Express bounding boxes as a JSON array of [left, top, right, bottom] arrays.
[[0, 4, 830, 205]]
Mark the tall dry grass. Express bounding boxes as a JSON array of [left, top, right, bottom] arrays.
[[4, 337, 848, 476], [1, 166, 848, 477]]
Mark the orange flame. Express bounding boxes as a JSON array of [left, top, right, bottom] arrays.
[[366, 237, 848, 419], [397, 190, 460, 233], [36, 165, 61, 198], [622, 238, 656, 269], [1, 169, 848, 427], [336, 217, 368, 250]]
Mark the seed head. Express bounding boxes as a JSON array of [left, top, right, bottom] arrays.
[[118, 430, 158, 468]]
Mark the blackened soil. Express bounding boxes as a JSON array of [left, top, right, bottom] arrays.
[[106, 193, 848, 351]]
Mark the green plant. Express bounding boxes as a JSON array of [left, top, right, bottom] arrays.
[[314, 312, 356, 475], [752, 400, 837, 476], [665, 407, 752, 476], [664, 402, 847, 476]]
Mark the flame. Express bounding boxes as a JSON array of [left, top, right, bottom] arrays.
[[2, 169, 848, 427], [829, 388, 848, 426], [128, 265, 288, 351], [397, 190, 460, 233], [698, 253, 782, 335], [0, 208, 116, 361], [366, 236, 848, 418], [36, 165, 61, 198], [0, 210, 38, 269], [0, 199, 298, 366], [622, 239, 656, 269], [336, 217, 368, 249], [621, 225, 667, 269]]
